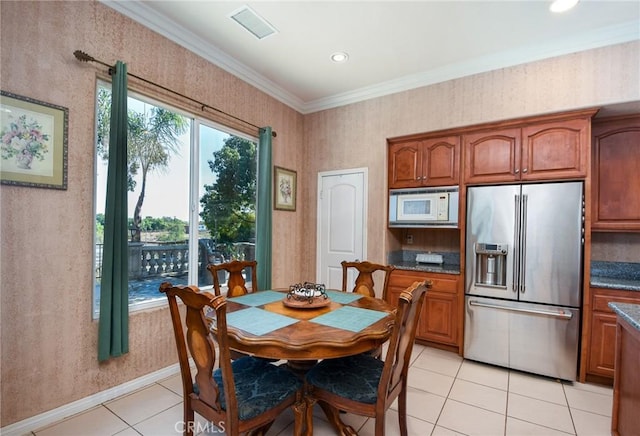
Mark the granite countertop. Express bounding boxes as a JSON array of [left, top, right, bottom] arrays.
[[391, 260, 461, 275], [608, 302, 640, 332], [591, 261, 640, 292], [388, 251, 461, 275]]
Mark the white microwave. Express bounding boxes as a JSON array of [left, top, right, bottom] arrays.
[[389, 186, 459, 228]]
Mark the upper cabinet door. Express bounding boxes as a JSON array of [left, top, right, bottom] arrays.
[[421, 136, 460, 187], [389, 137, 460, 188], [463, 128, 521, 184], [521, 118, 589, 181], [592, 115, 640, 231], [388, 141, 422, 189]]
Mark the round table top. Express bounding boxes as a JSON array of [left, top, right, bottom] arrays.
[[210, 289, 396, 361]]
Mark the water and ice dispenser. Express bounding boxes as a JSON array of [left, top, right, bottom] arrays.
[[474, 243, 508, 287]]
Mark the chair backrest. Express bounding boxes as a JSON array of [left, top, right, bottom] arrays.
[[341, 260, 395, 299], [378, 280, 430, 409], [159, 282, 238, 428], [207, 260, 258, 297]]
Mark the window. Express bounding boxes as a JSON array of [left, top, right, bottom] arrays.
[[93, 83, 257, 316]]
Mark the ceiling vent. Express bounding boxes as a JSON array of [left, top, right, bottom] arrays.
[[229, 6, 277, 40]]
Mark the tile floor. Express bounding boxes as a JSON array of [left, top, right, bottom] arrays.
[[32, 344, 614, 436]]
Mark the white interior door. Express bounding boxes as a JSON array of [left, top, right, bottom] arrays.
[[316, 168, 367, 290]]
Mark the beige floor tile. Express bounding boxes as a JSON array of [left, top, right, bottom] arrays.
[[437, 399, 505, 436], [571, 408, 612, 436], [564, 381, 613, 397], [448, 379, 507, 414], [431, 425, 466, 435], [113, 427, 142, 436], [34, 405, 129, 436], [509, 371, 567, 406], [409, 343, 427, 364], [105, 384, 182, 426], [158, 374, 183, 397], [411, 348, 462, 378], [508, 392, 574, 434], [564, 385, 613, 417], [505, 416, 573, 435], [407, 366, 455, 397], [398, 386, 447, 423], [358, 408, 434, 436], [456, 360, 509, 391], [133, 403, 183, 436]]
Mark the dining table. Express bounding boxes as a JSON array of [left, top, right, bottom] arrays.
[[207, 287, 397, 434]]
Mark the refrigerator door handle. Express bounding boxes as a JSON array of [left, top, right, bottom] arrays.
[[513, 195, 520, 293], [469, 300, 573, 320], [520, 194, 528, 294]]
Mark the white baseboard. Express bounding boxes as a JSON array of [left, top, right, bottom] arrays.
[[1, 363, 181, 436]]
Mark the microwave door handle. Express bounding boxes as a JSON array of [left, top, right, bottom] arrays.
[[512, 195, 520, 293]]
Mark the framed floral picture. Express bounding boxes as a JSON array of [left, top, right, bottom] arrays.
[[0, 91, 68, 189], [274, 166, 296, 211]]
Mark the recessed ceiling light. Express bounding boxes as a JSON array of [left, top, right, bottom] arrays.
[[330, 52, 349, 63], [550, 0, 579, 13]]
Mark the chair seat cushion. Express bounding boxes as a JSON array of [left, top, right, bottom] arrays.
[[305, 354, 383, 404], [210, 356, 301, 421]]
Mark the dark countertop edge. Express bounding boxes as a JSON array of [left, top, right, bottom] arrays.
[[391, 262, 460, 275], [608, 302, 640, 332], [590, 277, 640, 292]]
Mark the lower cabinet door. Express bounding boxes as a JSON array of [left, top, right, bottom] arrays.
[[587, 312, 618, 378], [420, 291, 457, 345]]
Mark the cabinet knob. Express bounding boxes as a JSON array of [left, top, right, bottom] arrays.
[[522, 168, 528, 173], [514, 168, 520, 174]]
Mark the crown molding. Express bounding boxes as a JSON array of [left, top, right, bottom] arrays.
[[303, 20, 640, 113], [101, 1, 638, 115], [100, 0, 307, 112]]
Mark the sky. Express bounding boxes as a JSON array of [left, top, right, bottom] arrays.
[[95, 97, 236, 222]]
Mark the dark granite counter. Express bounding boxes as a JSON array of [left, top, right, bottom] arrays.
[[591, 261, 640, 292], [388, 250, 461, 275], [608, 302, 640, 332], [390, 260, 460, 275]]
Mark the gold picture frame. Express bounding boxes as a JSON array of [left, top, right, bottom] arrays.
[[0, 91, 68, 190], [274, 166, 296, 211]]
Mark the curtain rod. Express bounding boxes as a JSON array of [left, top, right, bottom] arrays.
[[73, 50, 276, 137]]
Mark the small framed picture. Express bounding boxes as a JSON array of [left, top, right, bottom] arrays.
[[274, 166, 296, 211], [0, 91, 68, 190]]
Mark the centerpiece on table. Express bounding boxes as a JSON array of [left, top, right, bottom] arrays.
[[284, 282, 330, 308]]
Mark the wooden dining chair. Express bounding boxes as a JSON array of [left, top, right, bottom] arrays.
[[304, 280, 430, 436], [159, 282, 305, 436], [207, 259, 258, 297], [341, 260, 395, 300]]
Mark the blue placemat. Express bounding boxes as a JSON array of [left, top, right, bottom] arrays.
[[226, 307, 298, 336], [311, 305, 388, 333], [324, 290, 363, 304], [228, 290, 284, 307]]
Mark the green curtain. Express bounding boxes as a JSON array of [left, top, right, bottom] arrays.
[[98, 61, 129, 361], [256, 127, 273, 290]]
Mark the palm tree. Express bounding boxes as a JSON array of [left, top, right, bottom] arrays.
[[97, 88, 189, 241]]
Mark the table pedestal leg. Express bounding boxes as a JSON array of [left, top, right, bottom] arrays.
[[318, 402, 357, 436], [286, 359, 317, 377]]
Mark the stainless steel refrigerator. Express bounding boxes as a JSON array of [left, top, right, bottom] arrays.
[[464, 181, 583, 381]]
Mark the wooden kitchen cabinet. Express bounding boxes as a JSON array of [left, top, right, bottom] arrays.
[[388, 136, 460, 188], [387, 269, 460, 349], [464, 117, 591, 184], [591, 115, 640, 231], [586, 287, 640, 381], [611, 305, 640, 436]]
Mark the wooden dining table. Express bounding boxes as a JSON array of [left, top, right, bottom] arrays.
[[207, 288, 396, 434]]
